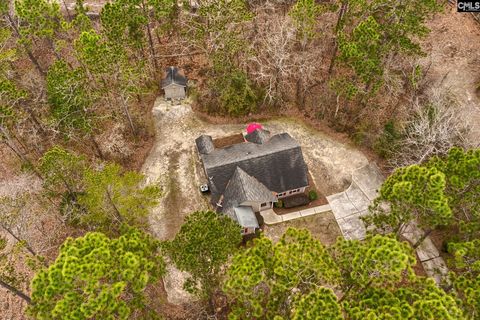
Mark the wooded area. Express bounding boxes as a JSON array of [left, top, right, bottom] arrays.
[[0, 0, 479, 319]]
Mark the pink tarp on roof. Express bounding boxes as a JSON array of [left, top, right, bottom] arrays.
[[246, 123, 263, 134]]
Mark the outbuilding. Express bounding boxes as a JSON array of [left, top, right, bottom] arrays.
[[161, 66, 187, 100]]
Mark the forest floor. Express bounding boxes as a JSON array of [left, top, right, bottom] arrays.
[[420, 6, 480, 139], [142, 97, 370, 305]]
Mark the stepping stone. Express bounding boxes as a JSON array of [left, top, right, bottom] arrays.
[[314, 204, 331, 214], [299, 208, 316, 217], [260, 209, 283, 225], [352, 162, 384, 191], [416, 236, 440, 262], [422, 256, 449, 285]]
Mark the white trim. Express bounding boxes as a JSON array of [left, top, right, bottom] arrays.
[[276, 186, 307, 199], [162, 82, 187, 89]]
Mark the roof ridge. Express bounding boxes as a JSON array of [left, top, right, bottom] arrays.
[[235, 167, 248, 201], [235, 166, 275, 200]]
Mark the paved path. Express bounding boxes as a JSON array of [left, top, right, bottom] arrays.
[[259, 163, 382, 226], [327, 162, 448, 284], [327, 163, 383, 240], [402, 222, 449, 284], [260, 204, 332, 224]]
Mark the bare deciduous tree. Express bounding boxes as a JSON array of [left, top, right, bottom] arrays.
[[249, 13, 297, 105], [390, 89, 478, 168]]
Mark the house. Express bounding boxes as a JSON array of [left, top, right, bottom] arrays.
[[195, 128, 309, 235], [161, 66, 187, 100]]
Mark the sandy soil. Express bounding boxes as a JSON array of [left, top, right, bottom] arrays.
[[419, 6, 480, 140]]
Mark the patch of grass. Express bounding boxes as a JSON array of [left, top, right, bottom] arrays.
[[263, 212, 342, 246]]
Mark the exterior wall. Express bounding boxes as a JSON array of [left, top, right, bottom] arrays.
[[240, 201, 273, 212], [240, 201, 274, 212], [241, 201, 261, 212], [164, 84, 186, 99], [241, 227, 257, 235], [260, 201, 273, 211], [276, 186, 307, 199]]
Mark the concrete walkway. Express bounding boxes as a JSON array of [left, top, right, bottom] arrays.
[[261, 162, 449, 285], [327, 163, 384, 240], [327, 162, 448, 284], [402, 222, 449, 284], [260, 204, 332, 225]]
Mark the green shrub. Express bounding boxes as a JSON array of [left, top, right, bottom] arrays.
[[208, 67, 262, 117], [308, 190, 318, 201], [373, 120, 401, 159], [274, 200, 284, 208]]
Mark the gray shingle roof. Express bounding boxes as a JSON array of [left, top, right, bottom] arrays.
[[200, 133, 309, 196], [195, 135, 215, 154], [222, 167, 277, 212], [161, 67, 187, 88], [245, 129, 271, 144]]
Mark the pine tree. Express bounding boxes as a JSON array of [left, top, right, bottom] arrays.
[[77, 163, 161, 233], [343, 279, 465, 319], [289, 0, 334, 49], [14, 0, 65, 62], [331, 0, 443, 97], [427, 147, 480, 240], [448, 240, 480, 319], [0, 235, 33, 304], [46, 60, 95, 139], [0, 27, 39, 169], [165, 211, 242, 310], [39, 146, 87, 222], [74, 29, 144, 136], [291, 287, 343, 320], [364, 164, 452, 247], [364, 147, 479, 247], [224, 228, 339, 319], [331, 234, 416, 303], [28, 227, 166, 319]]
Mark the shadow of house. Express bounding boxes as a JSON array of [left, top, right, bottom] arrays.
[[195, 129, 310, 235]]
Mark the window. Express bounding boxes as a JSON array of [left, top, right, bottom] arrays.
[[289, 191, 292, 194], [261, 202, 267, 207]]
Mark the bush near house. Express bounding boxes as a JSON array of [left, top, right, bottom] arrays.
[[308, 190, 318, 201], [275, 200, 284, 208]]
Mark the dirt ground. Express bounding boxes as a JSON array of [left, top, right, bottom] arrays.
[[262, 212, 342, 246], [419, 6, 480, 140]]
